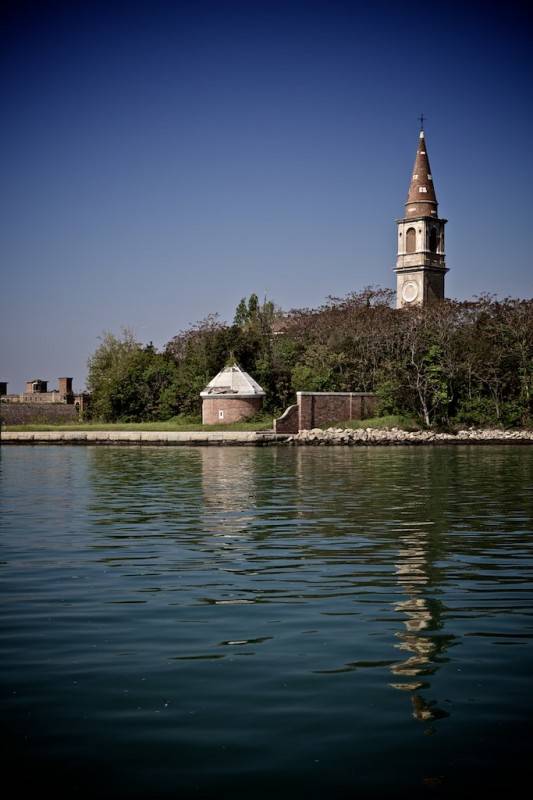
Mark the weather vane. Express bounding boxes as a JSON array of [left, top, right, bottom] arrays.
[[419, 113, 426, 131]]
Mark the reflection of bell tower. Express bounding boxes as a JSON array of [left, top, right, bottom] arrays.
[[390, 528, 453, 724], [395, 120, 448, 308]]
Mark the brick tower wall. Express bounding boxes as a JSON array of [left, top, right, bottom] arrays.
[[58, 377, 73, 399], [202, 396, 263, 425]]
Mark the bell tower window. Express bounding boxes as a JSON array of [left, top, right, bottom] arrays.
[[406, 227, 416, 253], [429, 228, 438, 253]]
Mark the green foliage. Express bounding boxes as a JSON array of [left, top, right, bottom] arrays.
[[166, 413, 202, 426], [453, 398, 526, 429], [233, 298, 248, 327], [86, 291, 533, 428], [375, 378, 405, 417], [87, 330, 180, 422], [453, 397, 499, 427]]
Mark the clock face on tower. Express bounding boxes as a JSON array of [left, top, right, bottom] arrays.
[[402, 281, 419, 303]]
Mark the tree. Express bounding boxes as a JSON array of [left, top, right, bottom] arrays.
[[86, 328, 139, 420], [86, 291, 533, 427], [87, 330, 180, 421]]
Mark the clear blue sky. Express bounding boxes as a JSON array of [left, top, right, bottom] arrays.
[[1, 0, 532, 391]]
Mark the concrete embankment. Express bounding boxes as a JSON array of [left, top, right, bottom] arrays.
[[0, 430, 289, 446], [2, 428, 533, 446], [288, 427, 533, 445]]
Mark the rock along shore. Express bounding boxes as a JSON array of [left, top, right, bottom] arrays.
[[288, 427, 533, 445], [1, 428, 533, 446]]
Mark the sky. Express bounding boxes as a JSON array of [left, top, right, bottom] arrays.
[[1, 0, 532, 392]]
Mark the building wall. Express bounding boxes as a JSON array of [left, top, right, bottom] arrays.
[[26, 380, 48, 394], [0, 402, 79, 425], [73, 393, 90, 416], [274, 392, 378, 433], [273, 403, 299, 434], [425, 271, 445, 304], [202, 396, 263, 425], [3, 391, 63, 404], [1, 387, 88, 412], [395, 216, 447, 308], [397, 218, 445, 260], [58, 377, 73, 398]]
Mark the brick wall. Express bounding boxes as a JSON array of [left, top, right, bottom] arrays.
[[273, 403, 298, 434], [0, 403, 79, 425], [274, 392, 378, 433], [202, 396, 263, 425]]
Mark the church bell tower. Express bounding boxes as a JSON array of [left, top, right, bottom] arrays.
[[395, 122, 448, 308]]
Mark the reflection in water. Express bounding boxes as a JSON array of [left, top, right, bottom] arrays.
[[392, 528, 452, 722], [387, 449, 457, 723], [200, 447, 259, 536], [4, 445, 531, 796]]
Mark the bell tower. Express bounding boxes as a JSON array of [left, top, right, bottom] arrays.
[[395, 121, 448, 308]]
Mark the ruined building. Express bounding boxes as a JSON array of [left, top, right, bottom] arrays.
[[0, 377, 89, 424]]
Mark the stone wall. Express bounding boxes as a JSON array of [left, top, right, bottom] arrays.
[[274, 392, 378, 434], [0, 402, 79, 425], [202, 396, 263, 425]]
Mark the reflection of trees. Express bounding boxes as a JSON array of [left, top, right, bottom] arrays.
[[86, 446, 205, 532], [84, 444, 529, 716], [86, 445, 272, 545]]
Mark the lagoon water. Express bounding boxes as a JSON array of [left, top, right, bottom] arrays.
[[1, 445, 533, 798]]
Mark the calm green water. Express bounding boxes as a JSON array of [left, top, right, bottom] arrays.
[[1, 445, 533, 798]]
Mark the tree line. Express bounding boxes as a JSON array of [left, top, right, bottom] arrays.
[[86, 289, 533, 428]]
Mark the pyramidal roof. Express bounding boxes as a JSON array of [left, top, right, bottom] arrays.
[[200, 363, 265, 398], [405, 130, 438, 218]]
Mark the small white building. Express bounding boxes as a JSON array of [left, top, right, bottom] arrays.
[[200, 363, 265, 424]]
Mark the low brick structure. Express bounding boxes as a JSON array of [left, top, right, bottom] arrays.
[[202, 395, 263, 425], [201, 363, 265, 425], [0, 376, 89, 422], [274, 391, 378, 434], [0, 403, 79, 425]]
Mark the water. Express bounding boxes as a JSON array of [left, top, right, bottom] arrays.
[[1, 445, 533, 798]]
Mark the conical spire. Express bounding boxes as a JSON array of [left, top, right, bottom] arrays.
[[405, 130, 438, 218]]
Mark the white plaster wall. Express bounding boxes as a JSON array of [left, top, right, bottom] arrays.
[[396, 272, 425, 309], [397, 218, 445, 256]]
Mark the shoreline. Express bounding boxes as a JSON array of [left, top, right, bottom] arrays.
[[0, 430, 287, 446], [1, 428, 533, 446], [288, 427, 533, 445]]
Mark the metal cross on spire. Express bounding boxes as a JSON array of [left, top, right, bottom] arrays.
[[418, 113, 426, 131]]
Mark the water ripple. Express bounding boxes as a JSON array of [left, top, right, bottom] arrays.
[[1, 444, 533, 797]]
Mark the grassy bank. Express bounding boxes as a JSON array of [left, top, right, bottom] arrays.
[[3, 416, 274, 433], [2, 414, 420, 433]]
